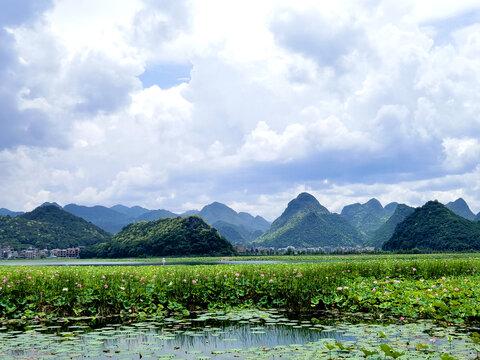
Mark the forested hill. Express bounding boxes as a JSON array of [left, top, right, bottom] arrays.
[[82, 216, 236, 258], [0, 205, 111, 250], [383, 200, 480, 251], [253, 192, 364, 248]]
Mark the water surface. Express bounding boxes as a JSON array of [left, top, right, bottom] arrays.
[[0, 310, 476, 359]]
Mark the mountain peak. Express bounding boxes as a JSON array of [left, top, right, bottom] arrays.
[[296, 192, 318, 202], [201, 202, 237, 216], [446, 198, 475, 220], [286, 192, 329, 214], [199, 202, 239, 226], [40, 202, 62, 209], [365, 198, 382, 209], [205, 201, 234, 210], [271, 193, 329, 230]]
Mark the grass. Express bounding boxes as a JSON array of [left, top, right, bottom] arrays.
[[0, 254, 480, 323]]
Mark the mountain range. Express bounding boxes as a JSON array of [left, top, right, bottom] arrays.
[[1, 196, 479, 252], [2, 201, 271, 245]]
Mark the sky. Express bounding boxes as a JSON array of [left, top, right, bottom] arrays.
[[1, 0, 480, 220]]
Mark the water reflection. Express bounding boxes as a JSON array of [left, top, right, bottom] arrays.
[[0, 313, 477, 359]]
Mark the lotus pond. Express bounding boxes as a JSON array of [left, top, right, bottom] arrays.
[[1, 309, 479, 359], [2, 256, 480, 358]]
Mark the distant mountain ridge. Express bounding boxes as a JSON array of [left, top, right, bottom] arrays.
[[17, 202, 270, 244], [254, 192, 364, 248], [110, 204, 150, 218], [55, 204, 184, 233], [340, 199, 397, 238], [198, 202, 270, 244], [0, 208, 24, 216]]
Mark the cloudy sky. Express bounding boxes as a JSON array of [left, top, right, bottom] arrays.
[[1, 0, 480, 220]]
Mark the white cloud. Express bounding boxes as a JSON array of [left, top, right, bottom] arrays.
[[1, 0, 480, 220], [442, 137, 480, 171]]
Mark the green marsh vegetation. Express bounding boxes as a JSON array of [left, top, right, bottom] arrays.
[[1, 256, 480, 324]]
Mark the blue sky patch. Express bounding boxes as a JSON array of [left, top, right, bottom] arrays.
[[139, 63, 192, 89]]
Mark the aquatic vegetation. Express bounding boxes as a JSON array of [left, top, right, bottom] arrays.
[[0, 309, 477, 359], [0, 256, 480, 323]]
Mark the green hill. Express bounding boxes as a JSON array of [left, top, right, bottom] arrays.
[[253, 193, 365, 248], [368, 204, 415, 248], [0, 205, 111, 249], [383, 200, 480, 251], [83, 216, 236, 258], [340, 198, 397, 238]]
